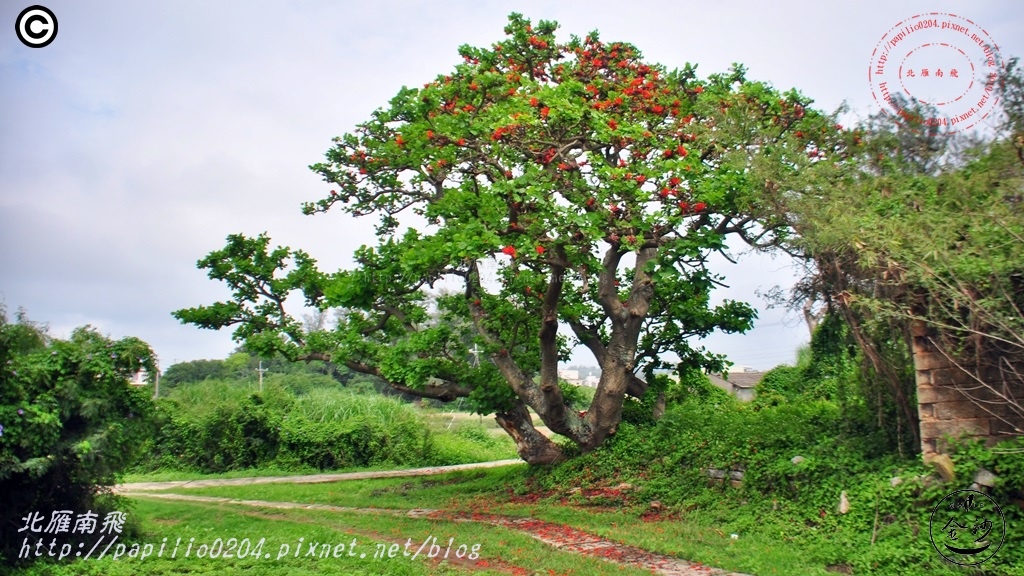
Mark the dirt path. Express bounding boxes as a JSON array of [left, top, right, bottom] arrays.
[[124, 491, 752, 576], [116, 459, 524, 492]]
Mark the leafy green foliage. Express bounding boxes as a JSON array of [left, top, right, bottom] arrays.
[[174, 13, 838, 459], [751, 365, 803, 407], [781, 67, 1024, 454], [522, 398, 1024, 575], [159, 358, 231, 387], [136, 378, 510, 473], [0, 308, 156, 567]]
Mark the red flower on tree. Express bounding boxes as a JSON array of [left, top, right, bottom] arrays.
[[502, 245, 517, 257], [535, 245, 545, 255], [693, 201, 707, 212]]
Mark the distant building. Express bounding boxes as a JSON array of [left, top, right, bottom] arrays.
[[128, 369, 149, 386], [582, 374, 599, 388], [726, 365, 759, 374], [557, 369, 581, 384], [708, 371, 762, 402]]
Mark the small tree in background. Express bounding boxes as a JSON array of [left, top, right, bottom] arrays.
[[0, 306, 157, 566], [175, 14, 839, 463]]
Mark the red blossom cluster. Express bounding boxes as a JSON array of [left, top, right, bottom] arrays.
[[676, 201, 707, 213], [491, 124, 519, 141], [662, 145, 688, 158], [527, 35, 548, 49]]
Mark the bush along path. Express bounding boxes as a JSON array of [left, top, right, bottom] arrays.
[[120, 490, 749, 576]]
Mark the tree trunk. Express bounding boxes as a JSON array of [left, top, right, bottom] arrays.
[[581, 357, 632, 450], [494, 400, 565, 465]]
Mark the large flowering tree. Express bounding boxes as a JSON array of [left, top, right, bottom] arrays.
[[175, 14, 838, 464]]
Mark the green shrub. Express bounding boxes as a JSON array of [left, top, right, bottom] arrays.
[[752, 365, 802, 407], [0, 310, 155, 567], [522, 397, 1024, 575], [140, 380, 434, 473]]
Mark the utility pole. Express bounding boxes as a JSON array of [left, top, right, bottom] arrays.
[[155, 358, 177, 400], [256, 360, 268, 393]]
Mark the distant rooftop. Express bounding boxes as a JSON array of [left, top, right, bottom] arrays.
[[710, 371, 763, 390]]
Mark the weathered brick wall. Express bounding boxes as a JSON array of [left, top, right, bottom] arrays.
[[912, 320, 1024, 455]]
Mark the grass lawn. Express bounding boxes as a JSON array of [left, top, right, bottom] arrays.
[[14, 496, 654, 576], [127, 467, 843, 575]]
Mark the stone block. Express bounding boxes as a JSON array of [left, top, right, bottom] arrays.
[[990, 417, 1024, 436], [916, 385, 967, 404], [931, 368, 969, 386], [914, 352, 953, 371], [933, 401, 989, 420], [918, 403, 934, 419], [920, 418, 990, 439], [921, 438, 937, 455], [730, 480, 743, 489], [926, 453, 955, 482], [730, 470, 745, 481], [974, 468, 998, 488]]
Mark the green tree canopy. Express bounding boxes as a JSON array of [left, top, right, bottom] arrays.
[[175, 14, 839, 463]]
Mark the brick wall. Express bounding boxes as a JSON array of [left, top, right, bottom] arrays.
[[911, 320, 1024, 455]]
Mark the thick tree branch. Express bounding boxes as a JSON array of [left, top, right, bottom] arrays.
[[538, 262, 567, 425]]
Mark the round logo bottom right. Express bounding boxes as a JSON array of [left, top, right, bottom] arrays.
[[929, 489, 1006, 566]]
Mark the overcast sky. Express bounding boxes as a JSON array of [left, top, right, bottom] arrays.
[[2, 1, 1022, 372]]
